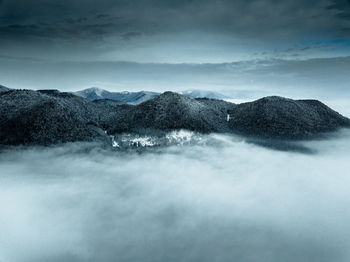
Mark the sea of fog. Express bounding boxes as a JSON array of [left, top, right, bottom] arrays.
[[1, 130, 350, 262]]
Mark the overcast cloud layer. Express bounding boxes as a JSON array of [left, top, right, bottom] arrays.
[[1, 0, 350, 62]]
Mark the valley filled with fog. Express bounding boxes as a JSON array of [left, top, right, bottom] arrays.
[[2, 0, 350, 261], [1, 130, 350, 262]]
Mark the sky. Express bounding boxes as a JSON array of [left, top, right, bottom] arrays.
[[1, 0, 350, 62], [0, 0, 350, 96]]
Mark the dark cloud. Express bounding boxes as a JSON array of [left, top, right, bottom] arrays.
[[327, 0, 350, 34], [328, 0, 350, 13], [0, 0, 349, 62], [0, 6, 125, 41], [121, 31, 142, 40], [0, 0, 347, 40]]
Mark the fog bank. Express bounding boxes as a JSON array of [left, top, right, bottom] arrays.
[[1, 132, 350, 262]]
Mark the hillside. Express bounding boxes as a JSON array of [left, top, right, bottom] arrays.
[[0, 89, 114, 145], [107, 92, 236, 134], [227, 96, 350, 139], [0, 89, 349, 146]]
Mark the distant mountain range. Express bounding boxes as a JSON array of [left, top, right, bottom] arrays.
[[74, 87, 159, 105], [74, 87, 229, 105], [1, 87, 349, 147], [1, 85, 230, 104]]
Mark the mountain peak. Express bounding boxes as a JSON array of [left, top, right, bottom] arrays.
[[87, 87, 104, 91], [152, 91, 192, 103], [81, 87, 106, 95], [181, 89, 229, 99], [161, 91, 182, 97]]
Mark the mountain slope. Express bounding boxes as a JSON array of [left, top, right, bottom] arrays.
[[0, 90, 113, 145], [227, 96, 350, 139], [107, 92, 236, 134], [92, 98, 125, 105]]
